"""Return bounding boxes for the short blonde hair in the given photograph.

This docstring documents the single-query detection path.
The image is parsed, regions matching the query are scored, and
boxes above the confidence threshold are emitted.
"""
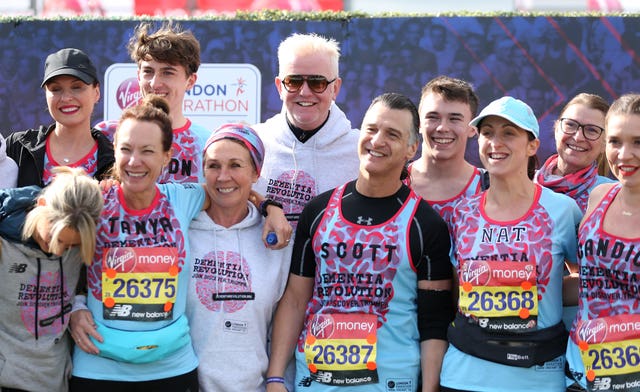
[277,33,340,78]
[22,167,103,265]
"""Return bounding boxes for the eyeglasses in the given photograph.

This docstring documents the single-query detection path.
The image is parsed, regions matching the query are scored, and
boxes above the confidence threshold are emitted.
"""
[559,118,604,141]
[281,75,337,93]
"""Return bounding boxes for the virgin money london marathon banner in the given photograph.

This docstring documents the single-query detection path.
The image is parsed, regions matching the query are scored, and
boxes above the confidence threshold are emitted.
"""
[103,63,261,129]
[1,17,638,167]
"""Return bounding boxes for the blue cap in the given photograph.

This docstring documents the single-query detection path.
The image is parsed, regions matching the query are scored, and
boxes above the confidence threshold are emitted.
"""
[469,96,539,139]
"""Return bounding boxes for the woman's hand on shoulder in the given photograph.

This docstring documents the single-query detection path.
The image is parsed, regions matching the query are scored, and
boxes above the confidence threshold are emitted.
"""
[98,177,119,193]
[263,209,293,250]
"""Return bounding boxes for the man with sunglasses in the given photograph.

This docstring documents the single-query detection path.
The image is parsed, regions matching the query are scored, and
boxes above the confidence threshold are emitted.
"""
[253,33,360,230]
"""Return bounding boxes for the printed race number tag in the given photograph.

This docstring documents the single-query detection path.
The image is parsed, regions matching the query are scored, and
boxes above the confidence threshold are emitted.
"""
[459,259,538,331]
[577,315,640,390]
[102,247,179,321]
[304,313,379,386]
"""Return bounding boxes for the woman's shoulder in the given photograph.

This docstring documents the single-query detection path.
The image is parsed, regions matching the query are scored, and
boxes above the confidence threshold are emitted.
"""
[5,125,50,144]
[584,182,618,216]
[538,185,582,220]
[0,186,40,243]
[159,182,206,212]
[539,184,576,203]
[589,182,617,202]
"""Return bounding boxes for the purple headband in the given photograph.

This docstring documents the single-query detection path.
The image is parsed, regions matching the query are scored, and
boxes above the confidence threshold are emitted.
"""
[204,123,265,176]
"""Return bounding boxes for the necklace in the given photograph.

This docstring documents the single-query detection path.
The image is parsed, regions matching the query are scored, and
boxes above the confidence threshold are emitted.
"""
[619,191,639,217]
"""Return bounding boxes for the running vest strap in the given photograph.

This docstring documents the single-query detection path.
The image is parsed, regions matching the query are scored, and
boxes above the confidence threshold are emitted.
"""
[447,312,568,367]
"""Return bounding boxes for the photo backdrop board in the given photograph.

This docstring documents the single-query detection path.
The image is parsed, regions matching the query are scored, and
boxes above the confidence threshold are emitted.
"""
[1,16,638,166]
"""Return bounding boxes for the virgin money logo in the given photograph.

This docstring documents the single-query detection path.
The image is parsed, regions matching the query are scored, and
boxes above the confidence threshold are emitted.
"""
[105,247,137,273]
[462,260,491,285]
[116,78,142,110]
[310,314,335,339]
[578,319,608,344]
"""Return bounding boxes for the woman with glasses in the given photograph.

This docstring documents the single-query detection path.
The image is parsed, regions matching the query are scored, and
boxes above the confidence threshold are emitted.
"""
[252,32,360,231]
[535,93,615,213]
[534,93,616,337]
[565,93,640,392]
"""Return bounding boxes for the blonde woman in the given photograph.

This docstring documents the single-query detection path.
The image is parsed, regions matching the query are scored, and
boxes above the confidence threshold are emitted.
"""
[566,93,640,392]
[0,167,103,392]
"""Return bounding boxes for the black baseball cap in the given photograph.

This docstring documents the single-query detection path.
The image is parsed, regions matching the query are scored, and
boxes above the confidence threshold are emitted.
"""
[41,48,98,87]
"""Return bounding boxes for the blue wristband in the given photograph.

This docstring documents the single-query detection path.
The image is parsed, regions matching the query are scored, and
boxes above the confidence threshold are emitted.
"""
[266,376,285,384]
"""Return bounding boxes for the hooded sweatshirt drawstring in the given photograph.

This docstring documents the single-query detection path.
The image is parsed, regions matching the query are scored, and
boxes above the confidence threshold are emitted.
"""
[35,258,41,340]
[34,257,65,340]
[58,257,64,325]
[212,226,249,295]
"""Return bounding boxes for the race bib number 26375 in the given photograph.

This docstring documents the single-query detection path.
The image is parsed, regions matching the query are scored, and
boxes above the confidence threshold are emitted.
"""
[102,247,179,321]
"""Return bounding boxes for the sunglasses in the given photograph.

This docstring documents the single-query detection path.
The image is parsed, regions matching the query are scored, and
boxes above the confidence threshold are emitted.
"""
[281,75,337,93]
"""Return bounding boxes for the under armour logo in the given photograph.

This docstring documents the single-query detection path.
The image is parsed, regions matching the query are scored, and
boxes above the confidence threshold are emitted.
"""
[357,216,373,225]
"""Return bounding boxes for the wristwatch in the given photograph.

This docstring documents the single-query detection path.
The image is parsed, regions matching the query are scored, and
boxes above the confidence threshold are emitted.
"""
[259,199,283,217]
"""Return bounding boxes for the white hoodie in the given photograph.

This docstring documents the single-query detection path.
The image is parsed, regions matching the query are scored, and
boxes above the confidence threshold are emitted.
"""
[253,102,360,229]
[0,134,18,189]
[186,203,291,392]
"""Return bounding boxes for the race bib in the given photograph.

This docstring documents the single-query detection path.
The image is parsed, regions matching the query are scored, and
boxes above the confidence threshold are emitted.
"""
[304,313,378,386]
[577,315,640,391]
[459,260,538,332]
[102,247,179,321]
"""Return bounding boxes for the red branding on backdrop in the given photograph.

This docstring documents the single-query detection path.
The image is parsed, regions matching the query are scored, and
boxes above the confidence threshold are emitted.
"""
[116,77,142,110]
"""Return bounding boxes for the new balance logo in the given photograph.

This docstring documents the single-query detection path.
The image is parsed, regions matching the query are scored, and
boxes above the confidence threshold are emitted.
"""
[592,377,611,391]
[315,371,332,383]
[108,304,133,317]
[298,377,313,387]
[9,263,27,273]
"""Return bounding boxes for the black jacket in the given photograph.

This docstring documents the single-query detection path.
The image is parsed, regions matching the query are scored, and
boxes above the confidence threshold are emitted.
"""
[5,124,114,187]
